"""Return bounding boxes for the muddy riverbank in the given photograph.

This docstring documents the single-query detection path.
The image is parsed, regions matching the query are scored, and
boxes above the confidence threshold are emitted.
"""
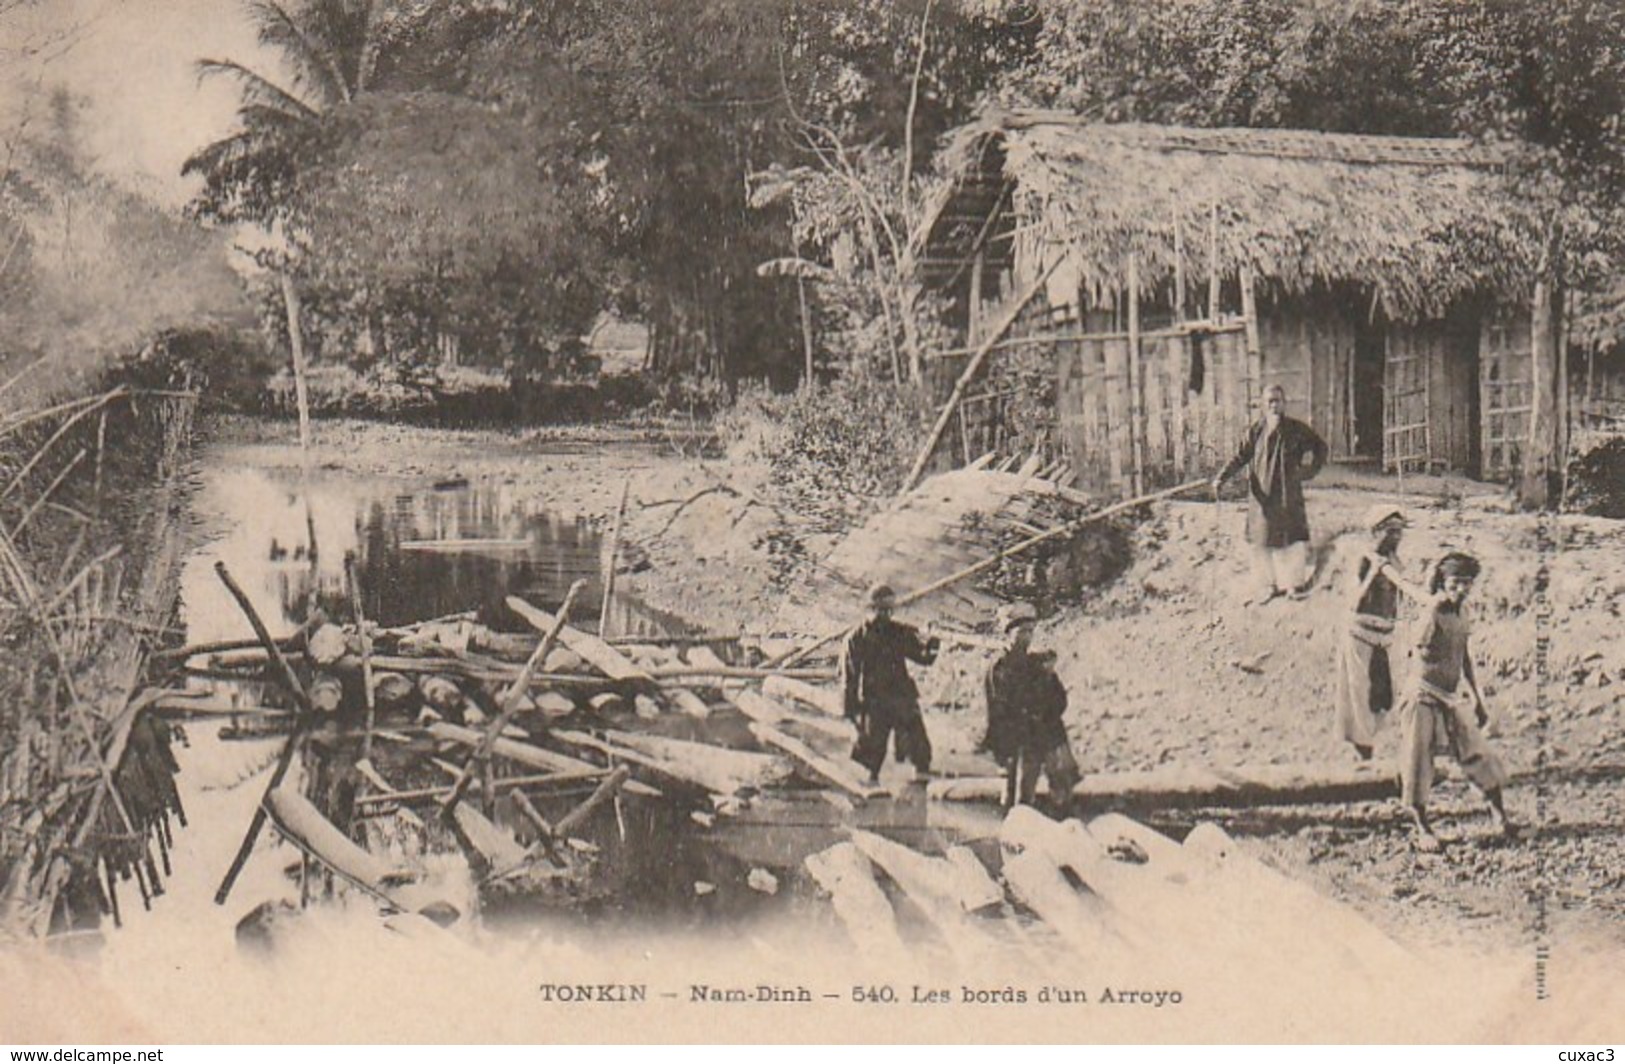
[198,416,1625,960]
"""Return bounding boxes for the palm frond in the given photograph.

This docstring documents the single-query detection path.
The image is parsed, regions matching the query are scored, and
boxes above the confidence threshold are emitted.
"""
[248,0,355,107]
[195,58,320,122]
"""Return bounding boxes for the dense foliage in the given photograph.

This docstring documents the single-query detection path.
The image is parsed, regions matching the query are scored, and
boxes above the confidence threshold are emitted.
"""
[178,0,1625,394]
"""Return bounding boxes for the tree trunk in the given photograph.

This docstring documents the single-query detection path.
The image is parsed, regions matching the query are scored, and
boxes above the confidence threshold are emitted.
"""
[280,273,312,457]
[1520,263,1565,510]
[366,305,387,364]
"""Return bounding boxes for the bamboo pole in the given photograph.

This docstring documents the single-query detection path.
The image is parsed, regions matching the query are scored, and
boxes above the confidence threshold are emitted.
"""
[212,561,315,906]
[901,257,1063,493]
[1208,201,1221,320]
[599,481,630,638]
[345,553,378,764]
[280,274,312,460]
[1127,254,1145,496]
[927,320,1246,359]
[798,276,815,387]
[776,477,1209,666]
[1240,265,1263,411]
[1173,212,1186,317]
[438,580,585,819]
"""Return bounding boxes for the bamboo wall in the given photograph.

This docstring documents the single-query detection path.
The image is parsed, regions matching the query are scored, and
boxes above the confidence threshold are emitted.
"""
[1257,299,1358,461]
[1384,316,1480,474]
[939,281,1545,495]
[1055,323,1253,494]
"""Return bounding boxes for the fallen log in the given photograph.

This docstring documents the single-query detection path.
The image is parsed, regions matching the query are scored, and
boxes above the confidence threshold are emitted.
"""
[652,665,838,683]
[667,689,712,719]
[363,655,613,687]
[997,807,1165,955]
[849,831,1001,916]
[1180,821,1415,974]
[506,596,654,685]
[728,689,849,741]
[264,786,453,918]
[552,729,790,796]
[147,694,293,719]
[804,842,905,954]
[746,722,880,800]
[847,830,996,958]
[554,765,632,838]
[999,849,1111,954]
[451,802,528,871]
[424,721,659,798]
[353,769,610,808]
[929,760,1399,809]
[761,675,843,718]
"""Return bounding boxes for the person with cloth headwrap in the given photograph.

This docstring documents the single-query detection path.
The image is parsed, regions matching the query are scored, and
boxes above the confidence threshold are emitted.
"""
[1213,384,1329,603]
[1377,551,1518,851]
[982,601,1079,809]
[1334,504,1410,760]
[840,583,940,783]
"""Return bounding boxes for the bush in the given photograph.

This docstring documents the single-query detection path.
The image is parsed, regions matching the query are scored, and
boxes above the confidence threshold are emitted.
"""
[717,371,932,530]
[1566,435,1625,518]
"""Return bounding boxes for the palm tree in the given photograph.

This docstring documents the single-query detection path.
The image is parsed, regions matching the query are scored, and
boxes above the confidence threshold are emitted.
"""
[183,0,397,226]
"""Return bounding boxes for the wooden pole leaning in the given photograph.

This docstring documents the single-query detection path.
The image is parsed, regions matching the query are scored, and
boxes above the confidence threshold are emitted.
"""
[776,477,1211,667]
[437,580,586,820]
[901,257,1064,493]
[212,560,316,906]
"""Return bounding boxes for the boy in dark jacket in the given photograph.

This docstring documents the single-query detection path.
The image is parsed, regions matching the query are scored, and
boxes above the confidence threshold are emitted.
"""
[983,602,1079,809]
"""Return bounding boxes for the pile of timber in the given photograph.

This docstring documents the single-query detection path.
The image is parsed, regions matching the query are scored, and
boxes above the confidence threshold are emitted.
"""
[804,806,1416,982]
[144,571,879,927]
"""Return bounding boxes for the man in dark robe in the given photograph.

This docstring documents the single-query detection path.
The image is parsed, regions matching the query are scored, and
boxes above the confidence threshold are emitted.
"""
[983,602,1078,809]
[1213,384,1329,602]
[841,583,940,783]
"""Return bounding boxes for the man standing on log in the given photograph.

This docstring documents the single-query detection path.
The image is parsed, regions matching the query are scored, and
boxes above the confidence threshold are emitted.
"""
[841,583,940,784]
[983,602,1079,810]
[1213,384,1329,603]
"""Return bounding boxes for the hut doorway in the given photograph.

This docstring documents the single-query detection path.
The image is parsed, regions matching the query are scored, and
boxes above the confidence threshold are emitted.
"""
[1351,315,1385,460]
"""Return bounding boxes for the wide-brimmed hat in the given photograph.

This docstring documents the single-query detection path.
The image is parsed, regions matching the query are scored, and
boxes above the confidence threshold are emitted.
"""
[867,582,897,607]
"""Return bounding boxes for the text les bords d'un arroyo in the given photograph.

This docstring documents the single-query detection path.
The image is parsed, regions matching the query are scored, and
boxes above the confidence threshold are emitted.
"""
[535,982,1183,1007]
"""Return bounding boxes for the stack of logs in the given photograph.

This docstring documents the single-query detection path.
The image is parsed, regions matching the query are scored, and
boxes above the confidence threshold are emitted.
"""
[144,570,887,926]
[804,805,1416,984]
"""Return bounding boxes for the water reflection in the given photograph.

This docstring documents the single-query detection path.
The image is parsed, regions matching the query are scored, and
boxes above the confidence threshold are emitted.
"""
[180,463,687,643]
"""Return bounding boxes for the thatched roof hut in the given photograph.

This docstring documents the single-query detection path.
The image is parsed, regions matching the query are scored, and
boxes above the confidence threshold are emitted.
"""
[920,109,1540,321]
[914,110,1574,492]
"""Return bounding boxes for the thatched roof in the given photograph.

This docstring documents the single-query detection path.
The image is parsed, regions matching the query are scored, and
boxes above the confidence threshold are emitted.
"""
[919,110,1542,320]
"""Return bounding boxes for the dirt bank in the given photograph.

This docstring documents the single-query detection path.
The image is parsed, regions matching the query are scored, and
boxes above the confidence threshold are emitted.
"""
[1021,488,1625,952]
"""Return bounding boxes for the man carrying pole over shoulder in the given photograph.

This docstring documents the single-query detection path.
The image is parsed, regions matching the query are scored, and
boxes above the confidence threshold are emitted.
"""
[841,583,940,785]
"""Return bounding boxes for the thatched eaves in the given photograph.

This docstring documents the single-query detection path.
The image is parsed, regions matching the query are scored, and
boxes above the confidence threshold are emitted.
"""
[919,110,1542,321]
